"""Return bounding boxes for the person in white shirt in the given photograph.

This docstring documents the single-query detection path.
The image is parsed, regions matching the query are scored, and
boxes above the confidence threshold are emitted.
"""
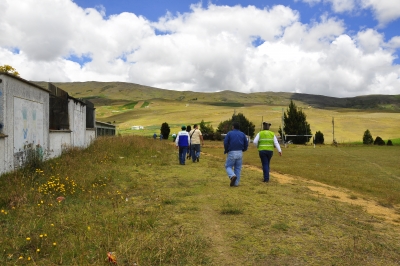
[189,124,204,162]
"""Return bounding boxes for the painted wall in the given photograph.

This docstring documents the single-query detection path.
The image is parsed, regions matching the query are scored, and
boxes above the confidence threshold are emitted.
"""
[86,129,96,147]
[69,99,86,148]
[0,73,49,171]
[0,73,98,175]
[0,138,5,174]
[49,131,71,158]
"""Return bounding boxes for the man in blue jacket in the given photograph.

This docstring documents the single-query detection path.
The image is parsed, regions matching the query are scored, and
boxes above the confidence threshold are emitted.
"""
[175,125,190,165]
[224,122,248,187]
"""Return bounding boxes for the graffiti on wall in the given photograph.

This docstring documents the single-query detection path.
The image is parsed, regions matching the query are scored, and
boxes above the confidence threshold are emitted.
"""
[13,97,44,152]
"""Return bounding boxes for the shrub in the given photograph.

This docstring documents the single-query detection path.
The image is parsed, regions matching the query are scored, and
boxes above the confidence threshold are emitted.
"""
[387,139,393,146]
[213,132,223,141]
[314,131,324,144]
[160,122,170,139]
[363,129,373,144]
[217,113,255,138]
[374,136,385,146]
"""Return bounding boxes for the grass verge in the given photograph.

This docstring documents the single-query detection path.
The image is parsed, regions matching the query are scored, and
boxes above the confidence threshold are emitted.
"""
[0,136,399,265]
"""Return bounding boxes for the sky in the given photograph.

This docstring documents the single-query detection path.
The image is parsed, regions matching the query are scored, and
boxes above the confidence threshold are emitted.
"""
[1,0,400,98]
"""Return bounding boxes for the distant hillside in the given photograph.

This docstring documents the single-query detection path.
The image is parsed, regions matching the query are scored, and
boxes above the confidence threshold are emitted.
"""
[33,81,400,111]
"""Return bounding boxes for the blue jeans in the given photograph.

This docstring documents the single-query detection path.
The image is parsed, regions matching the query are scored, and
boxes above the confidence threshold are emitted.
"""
[179,147,188,164]
[191,144,201,162]
[225,150,243,186]
[259,150,273,182]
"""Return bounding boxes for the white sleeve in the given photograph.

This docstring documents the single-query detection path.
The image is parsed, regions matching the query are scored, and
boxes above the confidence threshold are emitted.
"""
[273,135,282,153]
[253,133,260,147]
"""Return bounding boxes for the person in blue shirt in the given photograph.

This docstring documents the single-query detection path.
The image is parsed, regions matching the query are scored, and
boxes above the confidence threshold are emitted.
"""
[153,133,157,140]
[224,122,248,187]
[175,125,190,165]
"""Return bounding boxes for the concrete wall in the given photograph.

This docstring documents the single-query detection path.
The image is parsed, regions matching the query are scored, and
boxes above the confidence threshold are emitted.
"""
[86,129,96,147]
[0,73,98,175]
[0,73,49,172]
[69,98,86,148]
[0,137,6,174]
[49,131,71,158]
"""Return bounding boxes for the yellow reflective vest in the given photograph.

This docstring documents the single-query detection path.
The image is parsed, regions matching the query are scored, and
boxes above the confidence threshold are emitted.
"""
[257,130,275,151]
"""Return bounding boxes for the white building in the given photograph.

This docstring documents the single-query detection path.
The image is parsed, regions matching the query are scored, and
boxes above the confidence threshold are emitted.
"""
[0,72,96,175]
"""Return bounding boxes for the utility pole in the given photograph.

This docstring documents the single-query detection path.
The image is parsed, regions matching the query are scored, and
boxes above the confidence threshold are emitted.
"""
[261,116,263,131]
[332,117,335,142]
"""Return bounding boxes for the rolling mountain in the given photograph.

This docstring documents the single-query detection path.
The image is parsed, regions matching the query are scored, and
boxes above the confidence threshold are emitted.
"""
[33,81,400,111]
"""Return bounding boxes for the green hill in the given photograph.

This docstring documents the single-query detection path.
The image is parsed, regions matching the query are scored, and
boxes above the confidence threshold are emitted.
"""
[33,81,400,111]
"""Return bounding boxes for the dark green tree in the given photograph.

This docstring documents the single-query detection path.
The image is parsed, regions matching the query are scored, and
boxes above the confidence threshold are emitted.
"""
[374,136,385,145]
[217,113,255,138]
[199,120,214,134]
[160,122,170,140]
[387,139,393,146]
[314,131,324,144]
[281,100,312,144]
[199,120,215,140]
[362,129,373,144]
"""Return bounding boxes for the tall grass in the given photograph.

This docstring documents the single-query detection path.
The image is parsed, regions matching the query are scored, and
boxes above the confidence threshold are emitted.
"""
[0,136,209,265]
[1,136,400,265]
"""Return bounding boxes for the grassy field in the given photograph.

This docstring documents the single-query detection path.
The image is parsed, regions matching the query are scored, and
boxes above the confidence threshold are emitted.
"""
[1,136,400,265]
[203,142,400,206]
[36,80,399,144]
[95,99,400,145]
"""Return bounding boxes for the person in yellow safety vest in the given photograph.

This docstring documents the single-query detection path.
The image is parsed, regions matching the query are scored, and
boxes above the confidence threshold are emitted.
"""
[253,122,282,182]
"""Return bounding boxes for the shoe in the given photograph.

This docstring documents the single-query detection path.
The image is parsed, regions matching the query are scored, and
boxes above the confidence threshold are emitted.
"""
[196,157,199,162]
[230,176,237,187]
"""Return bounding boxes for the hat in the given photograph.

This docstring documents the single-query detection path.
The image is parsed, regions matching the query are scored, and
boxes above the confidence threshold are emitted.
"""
[181,125,186,130]
[263,122,271,125]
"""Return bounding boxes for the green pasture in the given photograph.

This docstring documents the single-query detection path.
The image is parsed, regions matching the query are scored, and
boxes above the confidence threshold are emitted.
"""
[96,99,400,144]
[203,142,400,206]
[1,136,400,265]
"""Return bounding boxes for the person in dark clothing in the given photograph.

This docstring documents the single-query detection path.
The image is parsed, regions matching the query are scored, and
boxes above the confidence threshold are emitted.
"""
[186,125,192,160]
[224,122,248,187]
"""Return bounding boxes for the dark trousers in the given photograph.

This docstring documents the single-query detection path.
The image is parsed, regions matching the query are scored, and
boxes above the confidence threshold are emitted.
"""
[191,144,200,162]
[259,150,273,182]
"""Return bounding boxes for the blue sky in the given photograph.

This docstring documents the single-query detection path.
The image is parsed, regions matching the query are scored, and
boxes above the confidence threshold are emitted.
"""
[1,0,399,97]
[74,0,399,41]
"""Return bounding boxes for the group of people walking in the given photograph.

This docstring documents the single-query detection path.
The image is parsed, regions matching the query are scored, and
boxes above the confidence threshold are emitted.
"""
[175,121,282,187]
[175,124,204,165]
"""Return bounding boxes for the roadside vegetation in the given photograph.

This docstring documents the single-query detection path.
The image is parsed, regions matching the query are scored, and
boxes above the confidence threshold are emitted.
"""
[1,136,400,265]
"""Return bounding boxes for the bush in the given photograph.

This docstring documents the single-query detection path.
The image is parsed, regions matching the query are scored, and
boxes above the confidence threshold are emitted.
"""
[213,132,223,141]
[199,120,214,135]
[314,131,324,144]
[363,129,373,144]
[374,136,385,146]
[160,122,170,139]
[387,139,393,146]
[217,113,255,138]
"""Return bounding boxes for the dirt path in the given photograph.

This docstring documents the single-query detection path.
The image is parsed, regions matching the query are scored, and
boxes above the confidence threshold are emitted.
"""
[135,101,145,109]
[243,164,400,226]
[201,152,400,227]
[201,205,236,265]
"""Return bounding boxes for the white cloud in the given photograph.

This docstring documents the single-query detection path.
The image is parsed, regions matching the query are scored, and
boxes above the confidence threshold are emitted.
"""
[361,0,400,27]
[300,0,400,26]
[0,0,399,97]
